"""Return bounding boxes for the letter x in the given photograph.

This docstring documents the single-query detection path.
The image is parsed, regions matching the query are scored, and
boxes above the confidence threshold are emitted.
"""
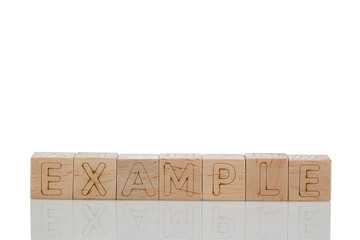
[81,162,107,196]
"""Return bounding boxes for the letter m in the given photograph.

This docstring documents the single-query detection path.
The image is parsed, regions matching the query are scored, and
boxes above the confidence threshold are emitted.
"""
[164,163,194,196]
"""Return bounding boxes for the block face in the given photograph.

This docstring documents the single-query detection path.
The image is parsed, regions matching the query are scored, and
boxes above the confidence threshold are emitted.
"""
[117,154,159,200]
[159,154,202,200]
[74,152,118,200]
[289,155,331,201]
[245,153,288,201]
[31,152,74,199]
[202,154,245,201]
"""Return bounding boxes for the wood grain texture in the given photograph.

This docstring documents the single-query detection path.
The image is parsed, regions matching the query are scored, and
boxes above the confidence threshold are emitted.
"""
[245,153,288,201]
[159,154,202,200]
[117,154,159,200]
[289,155,331,201]
[31,152,75,199]
[203,154,245,201]
[73,152,118,200]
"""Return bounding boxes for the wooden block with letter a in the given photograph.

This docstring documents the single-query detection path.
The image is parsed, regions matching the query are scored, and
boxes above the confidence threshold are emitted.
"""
[31,152,75,199]
[73,152,118,200]
[289,155,331,201]
[202,154,245,200]
[117,154,159,200]
[245,153,288,201]
[159,154,202,200]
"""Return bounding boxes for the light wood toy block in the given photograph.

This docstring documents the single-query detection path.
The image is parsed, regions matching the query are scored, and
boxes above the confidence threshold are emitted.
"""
[288,155,331,201]
[159,154,202,200]
[117,154,159,200]
[73,152,118,200]
[245,153,288,201]
[31,152,75,199]
[202,154,245,201]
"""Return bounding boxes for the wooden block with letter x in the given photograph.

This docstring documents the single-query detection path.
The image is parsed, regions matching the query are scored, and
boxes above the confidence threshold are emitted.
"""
[159,154,202,200]
[289,155,331,201]
[245,153,288,201]
[203,154,245,200]
[117,154,159,200]
[31,152,75,199]
[74,152,118,200]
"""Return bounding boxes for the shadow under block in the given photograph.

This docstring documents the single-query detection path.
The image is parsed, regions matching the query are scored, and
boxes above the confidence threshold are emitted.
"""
[159,154,202,200]
[117,154,159,200]
[74,152,118,200]
[288,155,331,201]
[245,153,288,201]
[202,154,245,201]
[31,152,75,199]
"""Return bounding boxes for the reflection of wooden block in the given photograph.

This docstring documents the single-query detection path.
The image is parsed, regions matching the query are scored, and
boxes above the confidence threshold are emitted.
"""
[159,154,202,200]
[74,152,118,200]
[245,153,288,201]
[31,152,75,199]
[203,154,245,201]
[74,200,117,239]
[31,199,73,238]
[117,154,159,200]
[289,155,331,201]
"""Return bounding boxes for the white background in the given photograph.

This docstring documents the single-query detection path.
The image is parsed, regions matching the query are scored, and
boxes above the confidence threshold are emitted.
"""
[0,0,359,238]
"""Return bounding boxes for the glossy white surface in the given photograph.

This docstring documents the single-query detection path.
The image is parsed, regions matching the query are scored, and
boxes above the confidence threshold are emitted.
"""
[31,200,330,240]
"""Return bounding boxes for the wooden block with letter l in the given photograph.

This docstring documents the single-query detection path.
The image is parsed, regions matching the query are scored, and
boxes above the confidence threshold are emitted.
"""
[245,153,288,201]
[289,155,331,201]
[31,152,75,199]
[202,154,245,201]
[74,152,118,200]
[117,154,159,200]
[159,154,202,200]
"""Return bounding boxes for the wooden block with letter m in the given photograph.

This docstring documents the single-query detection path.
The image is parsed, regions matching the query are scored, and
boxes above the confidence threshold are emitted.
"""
[159,154,202,200]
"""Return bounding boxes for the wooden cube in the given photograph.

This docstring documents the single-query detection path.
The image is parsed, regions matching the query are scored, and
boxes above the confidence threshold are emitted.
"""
[117,154,159,200]
[74,152,118,200]
[245,153,288,201]
[202,154,245,201]
[159,154,202,200]
[31,152,74,199]
[289,155,331,201]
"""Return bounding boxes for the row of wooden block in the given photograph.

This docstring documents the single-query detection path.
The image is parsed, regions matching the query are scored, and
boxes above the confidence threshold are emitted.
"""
[31,152,331,201]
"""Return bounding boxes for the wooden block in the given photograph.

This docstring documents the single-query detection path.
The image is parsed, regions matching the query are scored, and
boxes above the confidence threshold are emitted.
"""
[245,153,288,201]
[74,152,118,200]
[159,154,202,200]
[117,154,159,200]
[289,155,331,201]
[31,152,75,199]
[202,154,245,201]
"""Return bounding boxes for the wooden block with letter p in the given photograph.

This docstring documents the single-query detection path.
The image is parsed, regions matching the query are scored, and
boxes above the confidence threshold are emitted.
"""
[117,154,159,200]
[289,155,331,201]
[74,152,118,200]
[159,154,202,200]
[31,152,74,199]
[245,153,288,201]
[202,154,245,200]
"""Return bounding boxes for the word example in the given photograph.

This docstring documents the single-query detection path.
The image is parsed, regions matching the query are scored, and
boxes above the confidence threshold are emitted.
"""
[30,152,331,201]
